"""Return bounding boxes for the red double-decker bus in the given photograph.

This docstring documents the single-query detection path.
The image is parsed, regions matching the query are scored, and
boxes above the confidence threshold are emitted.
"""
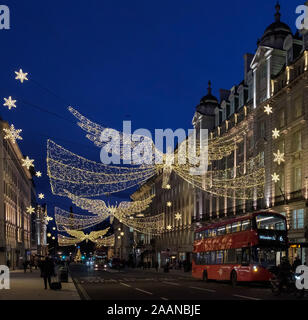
[192,211,288,285]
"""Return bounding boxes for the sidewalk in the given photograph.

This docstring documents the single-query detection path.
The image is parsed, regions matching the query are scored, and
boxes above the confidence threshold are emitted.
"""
[0,269,80,300]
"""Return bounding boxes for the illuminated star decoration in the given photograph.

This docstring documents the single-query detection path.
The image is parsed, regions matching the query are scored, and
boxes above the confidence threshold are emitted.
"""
[272,128,280,139]
[167,201,172,207]
[21,156,34,170]
[38,193,45,199]
[271,173,280,183]
[264,104,273,115]
[35,171,42,177]
[3,124,23,144]
[15,69,29,83]
[46,216,53,222]
[273,150,285,165]
[166,225,172,230]
[3,96,17,110]
[175,213,182,220]
[26,206,35,214]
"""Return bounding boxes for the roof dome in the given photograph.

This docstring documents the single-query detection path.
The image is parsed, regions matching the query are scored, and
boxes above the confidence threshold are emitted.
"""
[259,2,292,49]
[200,81,218,104]
[196,81,218,116]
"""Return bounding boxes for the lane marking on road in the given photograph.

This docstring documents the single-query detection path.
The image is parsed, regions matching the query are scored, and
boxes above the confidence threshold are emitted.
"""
[162,281,180,286]
[161,297,169,301]
[120,282,132,288]
[135,288,153,295]
[233,294,261,300]
[73,279,91,300]
[189,286,216,293]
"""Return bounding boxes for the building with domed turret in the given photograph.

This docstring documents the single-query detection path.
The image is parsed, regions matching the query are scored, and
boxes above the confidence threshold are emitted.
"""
[129,2,308,267]
[192,1,308,264]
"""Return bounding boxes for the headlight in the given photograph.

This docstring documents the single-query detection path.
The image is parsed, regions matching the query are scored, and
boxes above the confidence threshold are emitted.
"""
[95,264,98,268]
[253,265,258,272]
[104,264,107,268]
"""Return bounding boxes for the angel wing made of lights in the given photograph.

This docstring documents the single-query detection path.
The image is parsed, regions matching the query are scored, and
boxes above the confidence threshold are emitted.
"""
[64,190,154,218]
[64,227,110,243]
[68,106,162,162]
[68,106,248,163]
[47,139,157,197]
[54,206,105,231]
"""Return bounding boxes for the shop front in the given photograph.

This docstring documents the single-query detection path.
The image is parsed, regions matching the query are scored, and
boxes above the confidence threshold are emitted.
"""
[288,238,308,264]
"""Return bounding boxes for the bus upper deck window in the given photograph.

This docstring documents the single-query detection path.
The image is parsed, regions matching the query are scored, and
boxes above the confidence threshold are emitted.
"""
[217,226,226,236]
[242,220,251,231]
[226,224,232,234]
[232,222,241,233]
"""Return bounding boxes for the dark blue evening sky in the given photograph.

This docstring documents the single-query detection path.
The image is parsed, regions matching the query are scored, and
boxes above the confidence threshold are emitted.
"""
[0,0,303,226]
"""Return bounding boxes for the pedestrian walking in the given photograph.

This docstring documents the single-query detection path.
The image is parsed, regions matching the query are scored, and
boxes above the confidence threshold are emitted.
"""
[292,256,302,272]
[155,262,159,272]
[23,261,28,273]
[41,256,55,289]
[29,260,33,273]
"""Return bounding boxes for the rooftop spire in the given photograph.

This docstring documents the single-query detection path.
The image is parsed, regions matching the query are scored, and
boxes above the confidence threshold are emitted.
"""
[275,1,281,22]
[207,80,212,95]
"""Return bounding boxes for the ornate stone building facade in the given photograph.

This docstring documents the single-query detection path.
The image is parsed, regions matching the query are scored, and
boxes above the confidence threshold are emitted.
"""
[193,3,308,264]
[0,120,34,268]
[128,3,308,266]
[131,171,194,267]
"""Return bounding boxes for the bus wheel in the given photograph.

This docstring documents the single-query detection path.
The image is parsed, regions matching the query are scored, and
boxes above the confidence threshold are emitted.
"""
[203,270,208,282]
[230,271,237,287]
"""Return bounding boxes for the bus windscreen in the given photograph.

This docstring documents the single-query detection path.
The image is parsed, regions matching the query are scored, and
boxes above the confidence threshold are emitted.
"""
[255,215,286,231]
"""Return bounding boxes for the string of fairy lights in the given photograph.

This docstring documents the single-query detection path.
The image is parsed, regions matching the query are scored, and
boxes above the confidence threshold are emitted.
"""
[3,67,268,248]
[48,106,265,237]
[46,105,265,239]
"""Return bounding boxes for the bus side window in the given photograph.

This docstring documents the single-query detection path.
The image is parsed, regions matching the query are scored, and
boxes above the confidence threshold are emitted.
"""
[210,251,216,264]
[217,226,226,236]
[225,249,236,264]
[196,253,201,265]
[242,248,250,264]
[216,251,224,264]
[242,220,251,231]
[212,228,217,237]
[231,223,238,233]
[237,222,242,232]
[226,224,232,234]
[235,248,242,264]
